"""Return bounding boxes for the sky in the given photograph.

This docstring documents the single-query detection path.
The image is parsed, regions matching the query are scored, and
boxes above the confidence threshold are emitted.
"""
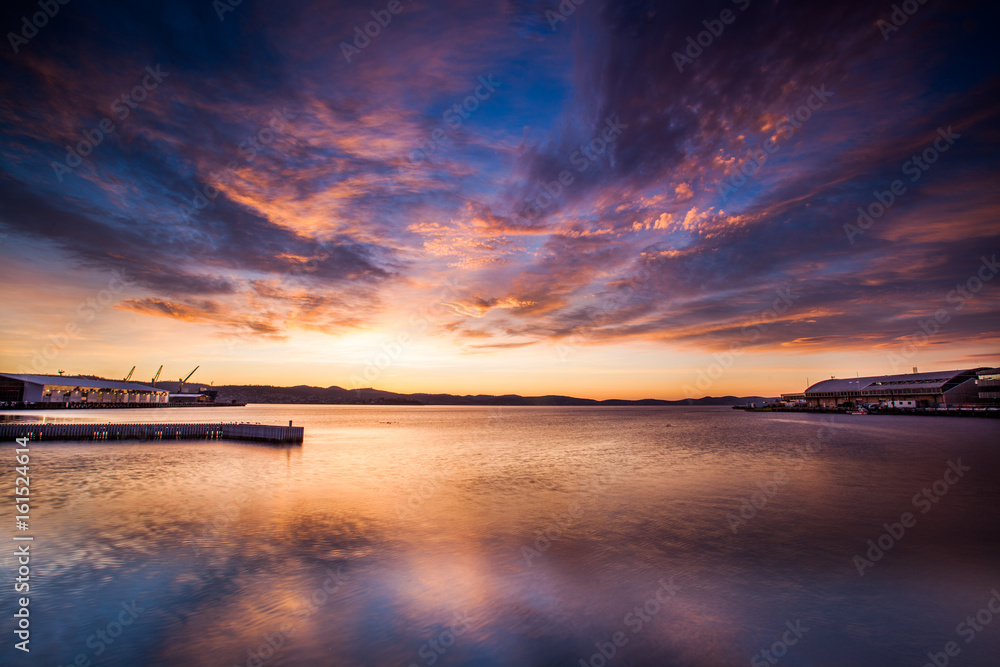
[0,0,998,399]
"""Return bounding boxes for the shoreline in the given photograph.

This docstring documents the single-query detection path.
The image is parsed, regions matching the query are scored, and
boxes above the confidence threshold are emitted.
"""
[734,405,1000,418]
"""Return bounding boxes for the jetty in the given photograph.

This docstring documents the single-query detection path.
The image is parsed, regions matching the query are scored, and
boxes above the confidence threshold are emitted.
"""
[0,421,304,445]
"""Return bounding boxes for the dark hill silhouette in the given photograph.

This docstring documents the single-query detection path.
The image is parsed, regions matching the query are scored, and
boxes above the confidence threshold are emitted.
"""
[210,384,774,406]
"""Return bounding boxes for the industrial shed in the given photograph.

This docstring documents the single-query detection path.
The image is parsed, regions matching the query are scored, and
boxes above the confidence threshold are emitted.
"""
[787,368,987,409]
[0,373,169,406]
[977,368,1000,403]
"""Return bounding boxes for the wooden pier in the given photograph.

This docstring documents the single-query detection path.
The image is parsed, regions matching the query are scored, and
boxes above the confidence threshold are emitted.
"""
[0,421,304,444]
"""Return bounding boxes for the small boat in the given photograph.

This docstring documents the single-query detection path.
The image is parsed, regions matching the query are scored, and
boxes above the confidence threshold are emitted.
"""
[848,408,868,415]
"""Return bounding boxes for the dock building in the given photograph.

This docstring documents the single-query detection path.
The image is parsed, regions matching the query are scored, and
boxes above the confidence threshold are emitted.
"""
[781,368,989,409]
[0,373,169,406]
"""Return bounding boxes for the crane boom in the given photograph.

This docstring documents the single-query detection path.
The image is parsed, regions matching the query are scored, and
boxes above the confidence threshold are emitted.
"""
[151,365,163,384]
[124,366,135,381]
[178,365,200,393]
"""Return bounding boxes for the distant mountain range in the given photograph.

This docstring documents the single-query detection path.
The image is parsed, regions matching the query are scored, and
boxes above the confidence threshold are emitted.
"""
[200,384,775,406]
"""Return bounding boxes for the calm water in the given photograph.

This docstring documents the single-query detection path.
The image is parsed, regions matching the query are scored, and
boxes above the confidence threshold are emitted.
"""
[1,405,998,666]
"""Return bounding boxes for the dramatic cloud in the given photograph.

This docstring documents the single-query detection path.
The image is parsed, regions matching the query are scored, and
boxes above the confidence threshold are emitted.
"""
[1,0,997,393]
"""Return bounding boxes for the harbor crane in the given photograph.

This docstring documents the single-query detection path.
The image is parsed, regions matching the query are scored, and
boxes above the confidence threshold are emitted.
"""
[178,366,200,393]
[151,365,163,386]
[123,366,135,382]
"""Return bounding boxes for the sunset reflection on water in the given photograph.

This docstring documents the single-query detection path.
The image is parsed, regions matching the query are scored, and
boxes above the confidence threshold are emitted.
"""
[4,405,999,666]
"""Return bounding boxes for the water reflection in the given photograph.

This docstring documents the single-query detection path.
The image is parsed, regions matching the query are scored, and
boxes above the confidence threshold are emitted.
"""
[2,406,998,665]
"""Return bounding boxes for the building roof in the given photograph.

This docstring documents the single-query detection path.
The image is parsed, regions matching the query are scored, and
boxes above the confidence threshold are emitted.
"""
[805,368,986,395]
[0,373,163,392]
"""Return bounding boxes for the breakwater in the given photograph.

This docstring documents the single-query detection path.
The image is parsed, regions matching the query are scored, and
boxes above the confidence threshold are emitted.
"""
[0,421,303,444]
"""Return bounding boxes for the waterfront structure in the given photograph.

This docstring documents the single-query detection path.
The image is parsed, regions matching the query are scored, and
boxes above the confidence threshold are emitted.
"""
[0,373,169,405]
[1,421,303,444]
[977,368,1000,403]
[148,380,219,404]
[167,388,219,404]
[781,368,988,409]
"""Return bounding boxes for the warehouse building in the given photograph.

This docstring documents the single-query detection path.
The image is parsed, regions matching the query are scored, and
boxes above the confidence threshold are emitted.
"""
[781,368,988,409]
[977,368,1000,403]
[0,373,169,406]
